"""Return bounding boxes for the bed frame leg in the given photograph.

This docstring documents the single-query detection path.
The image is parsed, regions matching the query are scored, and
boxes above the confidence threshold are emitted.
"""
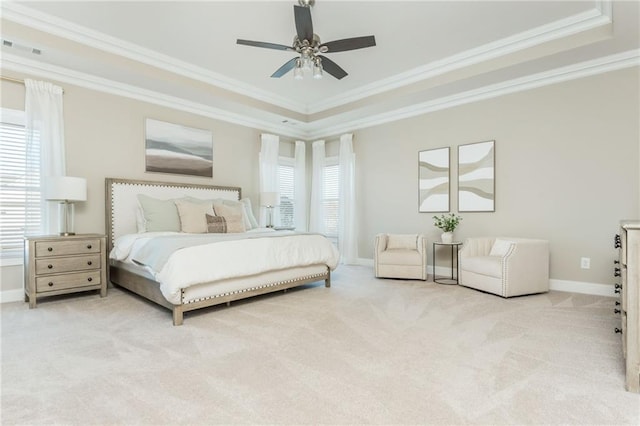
[325,271,331,288]
[172,307,184,326]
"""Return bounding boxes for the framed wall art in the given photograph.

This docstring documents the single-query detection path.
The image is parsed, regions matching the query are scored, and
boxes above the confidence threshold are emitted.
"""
[458,140,495,212]
[145,118,213,178]
[418,147,450,212]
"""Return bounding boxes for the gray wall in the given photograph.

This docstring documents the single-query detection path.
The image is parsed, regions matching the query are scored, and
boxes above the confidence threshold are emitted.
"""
[354,67,639,285]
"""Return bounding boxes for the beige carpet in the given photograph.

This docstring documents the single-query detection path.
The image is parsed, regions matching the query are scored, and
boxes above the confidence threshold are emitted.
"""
[1,265,639,425]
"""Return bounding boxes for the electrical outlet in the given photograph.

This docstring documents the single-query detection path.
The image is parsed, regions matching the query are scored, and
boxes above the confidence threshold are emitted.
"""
[580,257,591,269]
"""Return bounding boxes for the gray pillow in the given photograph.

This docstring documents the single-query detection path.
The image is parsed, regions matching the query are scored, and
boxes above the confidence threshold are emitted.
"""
[137,194,181,232]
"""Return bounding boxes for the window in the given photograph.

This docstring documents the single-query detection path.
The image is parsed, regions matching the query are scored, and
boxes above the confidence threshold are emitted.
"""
[323,157,339,238]
[278,157,295,228]
[0,109,40,264]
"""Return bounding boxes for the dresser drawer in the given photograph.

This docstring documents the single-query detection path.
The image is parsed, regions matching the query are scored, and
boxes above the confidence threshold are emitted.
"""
[35,239,101,257]
[36,271,101,292]
[35,254,101,275]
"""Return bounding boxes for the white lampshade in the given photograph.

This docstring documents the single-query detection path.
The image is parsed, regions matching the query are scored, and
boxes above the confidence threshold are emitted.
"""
[260,191,280,207]
[45,176,87,202]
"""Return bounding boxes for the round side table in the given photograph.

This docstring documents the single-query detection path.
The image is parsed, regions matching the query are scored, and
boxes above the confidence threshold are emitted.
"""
[432,241,462,284]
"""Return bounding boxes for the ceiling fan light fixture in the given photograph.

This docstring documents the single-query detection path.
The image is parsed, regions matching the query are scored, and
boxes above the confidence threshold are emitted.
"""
[313,57,323,79]
[293,59,303,80]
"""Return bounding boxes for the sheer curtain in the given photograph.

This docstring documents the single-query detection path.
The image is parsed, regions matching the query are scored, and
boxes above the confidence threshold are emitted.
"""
[25,79,66,235]
[338,133,358,264]
[293,141,307,232]
[259,133,280,227]
[308,140,325,233]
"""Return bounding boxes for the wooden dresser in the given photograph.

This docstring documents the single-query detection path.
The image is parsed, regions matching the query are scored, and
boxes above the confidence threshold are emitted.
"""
[24,234,107,308]
[616,221,639,393]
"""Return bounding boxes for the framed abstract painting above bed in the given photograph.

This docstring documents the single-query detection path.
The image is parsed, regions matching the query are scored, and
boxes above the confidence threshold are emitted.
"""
[105,177,338,325]
[144,118,213,178]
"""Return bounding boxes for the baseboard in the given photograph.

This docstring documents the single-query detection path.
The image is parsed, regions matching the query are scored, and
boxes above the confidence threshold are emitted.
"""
[550,279,615,297]
[0,289,24,304]
[356,258,614,297]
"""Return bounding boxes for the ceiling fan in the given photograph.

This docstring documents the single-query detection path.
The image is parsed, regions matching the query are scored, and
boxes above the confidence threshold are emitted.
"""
[236,0,376,80]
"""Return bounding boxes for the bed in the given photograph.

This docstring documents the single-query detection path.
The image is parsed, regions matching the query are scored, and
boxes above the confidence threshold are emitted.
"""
[105,178,338,325]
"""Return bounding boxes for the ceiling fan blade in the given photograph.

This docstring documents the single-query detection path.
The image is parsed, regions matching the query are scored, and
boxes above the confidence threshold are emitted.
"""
[237,39,293,51]
[294,5,314,41]
[321,36,376,53]
[271,57,299,78]
[318,55,348,80]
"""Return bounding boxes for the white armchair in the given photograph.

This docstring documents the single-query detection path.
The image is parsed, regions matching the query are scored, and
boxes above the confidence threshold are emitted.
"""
[459,237,549,297]
[374,234,428,281]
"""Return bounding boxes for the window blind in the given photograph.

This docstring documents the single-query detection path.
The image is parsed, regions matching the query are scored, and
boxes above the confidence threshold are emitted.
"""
[0,116,40,259]
[278,163,295,227]
[323,163,339,237]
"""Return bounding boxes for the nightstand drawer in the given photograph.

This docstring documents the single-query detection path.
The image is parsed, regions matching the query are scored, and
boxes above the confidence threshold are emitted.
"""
[36,271,101,292]
[35,239,101,257]
[35,254,101,275]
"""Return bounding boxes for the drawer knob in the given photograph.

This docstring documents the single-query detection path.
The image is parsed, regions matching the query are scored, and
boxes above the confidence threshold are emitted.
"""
[615,328,623,334]
[614,267,621,277]
[48,282,53,287]
[87,261,92,266]
[47,264,53,269]
[87,277,92,282]
[616,301,621,306]
[615,283,622,289]
[47,247,53,252]
[614,260,620,265]
[614,309,621,314]
[614,234,621,249]
[87,244,92,249]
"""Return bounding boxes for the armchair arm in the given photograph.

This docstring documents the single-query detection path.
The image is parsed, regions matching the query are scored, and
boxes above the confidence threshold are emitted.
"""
[375,234,389,254]
[502,239,549,296]
[416,234,427,255]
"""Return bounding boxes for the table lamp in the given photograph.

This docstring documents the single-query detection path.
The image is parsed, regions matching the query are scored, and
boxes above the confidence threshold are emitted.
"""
[260,191,280,228]
[45,176,87,236]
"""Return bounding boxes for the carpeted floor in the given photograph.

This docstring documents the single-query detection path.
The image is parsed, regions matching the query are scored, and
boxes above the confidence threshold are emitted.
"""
[1,265,639,425]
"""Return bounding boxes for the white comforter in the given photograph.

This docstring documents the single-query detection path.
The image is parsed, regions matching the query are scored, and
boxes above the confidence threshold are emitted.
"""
[111,230,339,304]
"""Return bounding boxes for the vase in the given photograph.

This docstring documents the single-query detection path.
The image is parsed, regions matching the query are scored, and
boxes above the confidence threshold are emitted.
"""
[441,232,453,243]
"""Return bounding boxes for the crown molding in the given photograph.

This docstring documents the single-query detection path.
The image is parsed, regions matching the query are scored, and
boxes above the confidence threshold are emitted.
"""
[305,49,640,140]
[0,2,306,114]
[306,0,614,114]
[0,53,307,140]
[1,1,614,116]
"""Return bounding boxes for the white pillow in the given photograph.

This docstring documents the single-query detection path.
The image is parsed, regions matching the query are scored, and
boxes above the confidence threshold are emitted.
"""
[240,198,259,229]
[135,205,147,233]
[175,200,214,233]
[387,234,417,250]
[489,239,514,257]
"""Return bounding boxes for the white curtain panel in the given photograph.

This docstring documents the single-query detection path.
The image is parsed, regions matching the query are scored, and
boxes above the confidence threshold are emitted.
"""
[25,79,66,235]
[338,133,358,264]
[259,133,280,227]
[294,141,307,232]
[309,140,325,233]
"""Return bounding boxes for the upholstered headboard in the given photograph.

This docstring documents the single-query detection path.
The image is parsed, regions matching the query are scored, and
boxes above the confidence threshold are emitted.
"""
[105,178,241,251]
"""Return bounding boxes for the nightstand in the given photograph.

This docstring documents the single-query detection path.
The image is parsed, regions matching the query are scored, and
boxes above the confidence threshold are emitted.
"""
[24,234,107,308]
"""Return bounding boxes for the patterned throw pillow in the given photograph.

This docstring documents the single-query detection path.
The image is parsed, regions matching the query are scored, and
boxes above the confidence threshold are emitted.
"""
[206,214,246,233]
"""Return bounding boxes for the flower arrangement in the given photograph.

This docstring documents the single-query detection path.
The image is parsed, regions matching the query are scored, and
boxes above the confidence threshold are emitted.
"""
[432,213,462,232]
